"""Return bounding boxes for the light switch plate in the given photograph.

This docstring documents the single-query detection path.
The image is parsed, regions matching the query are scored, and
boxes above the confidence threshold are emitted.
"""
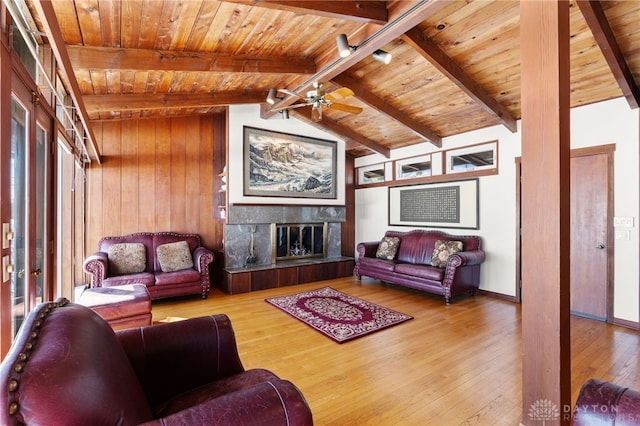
[2,223,9,249]
[615,229,631,241]
[613,217,634,228]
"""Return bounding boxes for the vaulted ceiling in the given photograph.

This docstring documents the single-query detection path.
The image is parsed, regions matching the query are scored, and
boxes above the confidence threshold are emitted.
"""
[27,0,640,161]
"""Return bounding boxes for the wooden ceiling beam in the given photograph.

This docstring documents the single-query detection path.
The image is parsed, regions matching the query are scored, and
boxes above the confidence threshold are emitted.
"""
[221,1,388,25]
[577,0,640,109]
[287,105,391,157]
[67,46,317,74]
[263,0,452,118]
[83,92,266,114]
[331,74,442,148]
[402,27,518,133]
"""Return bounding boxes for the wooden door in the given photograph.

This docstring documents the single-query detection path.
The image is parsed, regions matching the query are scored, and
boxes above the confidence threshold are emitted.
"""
[569,152,611,320]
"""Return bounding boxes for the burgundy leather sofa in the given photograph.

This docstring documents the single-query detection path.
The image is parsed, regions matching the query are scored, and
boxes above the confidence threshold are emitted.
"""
[83,232,215,299]
[0,299,313,425]
[572,379,640,425]
[355,230,485,303]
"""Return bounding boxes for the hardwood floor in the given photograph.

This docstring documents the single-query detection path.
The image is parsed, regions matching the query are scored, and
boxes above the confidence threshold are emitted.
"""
[152,277,640,425]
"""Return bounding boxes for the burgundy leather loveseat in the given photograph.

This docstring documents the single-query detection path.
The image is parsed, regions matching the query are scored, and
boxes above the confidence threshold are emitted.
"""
[355,229,485,303]
[83,232,215,300]
[0,299,313,425]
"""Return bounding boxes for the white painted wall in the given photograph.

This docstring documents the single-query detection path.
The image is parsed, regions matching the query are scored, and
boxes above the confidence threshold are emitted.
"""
[227,100,639,322]
[354,97,640,322]
[571,98,639,323]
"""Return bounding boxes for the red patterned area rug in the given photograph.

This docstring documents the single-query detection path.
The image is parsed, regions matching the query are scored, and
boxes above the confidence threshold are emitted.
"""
[265,286,413,343]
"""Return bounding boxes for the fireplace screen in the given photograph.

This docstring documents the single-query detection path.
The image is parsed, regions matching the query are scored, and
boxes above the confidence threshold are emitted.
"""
[272,223,327,261]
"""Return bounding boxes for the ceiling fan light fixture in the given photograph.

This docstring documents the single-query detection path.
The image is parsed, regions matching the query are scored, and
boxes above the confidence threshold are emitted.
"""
[336,34,353,58]
[372,49,392,64]
[311,102,322,122]
[266,88,278,104]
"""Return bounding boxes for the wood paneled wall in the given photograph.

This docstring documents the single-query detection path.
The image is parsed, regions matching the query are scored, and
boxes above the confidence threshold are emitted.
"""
[86,114,225,254]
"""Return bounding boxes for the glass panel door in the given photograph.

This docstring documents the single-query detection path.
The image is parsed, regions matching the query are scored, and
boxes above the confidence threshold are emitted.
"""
[4,90,52,348]
[56,139,74,299]
[34,122,47,305]
[9,96,28,336]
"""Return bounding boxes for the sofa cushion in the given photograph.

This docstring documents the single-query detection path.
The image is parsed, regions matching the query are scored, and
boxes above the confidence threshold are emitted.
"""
[431,240,463,268]
[357,256,396,272]
[395,263,445,281]
[155,269,201,286]
[157,241,194,272]
[108,243,147,275]
[153,368,280,418]
[376,236,401,260]
[103,272,155,287]
[395,231,437,265]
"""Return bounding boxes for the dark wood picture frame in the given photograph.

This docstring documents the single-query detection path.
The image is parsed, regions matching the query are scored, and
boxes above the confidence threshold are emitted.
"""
[243,126,337,199]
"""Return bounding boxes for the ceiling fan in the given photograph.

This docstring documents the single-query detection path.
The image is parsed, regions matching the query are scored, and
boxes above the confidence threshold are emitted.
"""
[267,82,363,122]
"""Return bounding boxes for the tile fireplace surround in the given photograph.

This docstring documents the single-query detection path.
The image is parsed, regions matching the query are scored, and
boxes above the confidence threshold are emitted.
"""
[223,205,346,269]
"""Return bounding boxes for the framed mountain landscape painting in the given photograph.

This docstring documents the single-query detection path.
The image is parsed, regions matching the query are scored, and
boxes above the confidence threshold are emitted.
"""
[243,126,337,199]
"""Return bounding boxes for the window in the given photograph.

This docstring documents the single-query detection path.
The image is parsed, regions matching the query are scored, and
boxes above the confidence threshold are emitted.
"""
[395,155,432,179]
[446,141,497,174]
[11,23,37,79]
[358,163,389,185]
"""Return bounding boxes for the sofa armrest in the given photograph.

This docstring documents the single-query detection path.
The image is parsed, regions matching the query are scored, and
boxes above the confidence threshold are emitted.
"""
[441,249,486,302]
[357,241,380,258]
[447,249,485,268]
[83,252,108,287]
[116,314,245,406]
[193,246,215,298]
[193,246,215,273]
[140,380,313,426]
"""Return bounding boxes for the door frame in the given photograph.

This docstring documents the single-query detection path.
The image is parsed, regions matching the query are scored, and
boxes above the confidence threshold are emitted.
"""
[1,64,55,358]
[515,144,615,323]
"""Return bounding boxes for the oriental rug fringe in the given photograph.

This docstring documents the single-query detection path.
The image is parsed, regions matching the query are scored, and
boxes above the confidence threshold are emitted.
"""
[265,286,413,343]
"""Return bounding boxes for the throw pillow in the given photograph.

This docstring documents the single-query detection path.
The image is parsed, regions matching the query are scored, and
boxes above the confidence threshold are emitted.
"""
[376,236,401,260]
[431,240,463,268]
[108,243,146,275]
[157,241,194,272]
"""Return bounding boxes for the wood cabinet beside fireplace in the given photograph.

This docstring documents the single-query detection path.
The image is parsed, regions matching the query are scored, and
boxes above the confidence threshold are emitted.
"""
[221,257,354,294]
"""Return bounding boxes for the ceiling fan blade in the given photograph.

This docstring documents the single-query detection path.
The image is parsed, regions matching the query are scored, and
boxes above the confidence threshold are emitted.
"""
[279,89,304,98]
[325,87,354,102]
[327,102,363,114]
[269,102,310,112]
[288,102,311,109]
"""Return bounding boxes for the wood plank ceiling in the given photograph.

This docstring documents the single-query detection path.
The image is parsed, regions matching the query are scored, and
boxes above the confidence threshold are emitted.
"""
[27,0,640,160]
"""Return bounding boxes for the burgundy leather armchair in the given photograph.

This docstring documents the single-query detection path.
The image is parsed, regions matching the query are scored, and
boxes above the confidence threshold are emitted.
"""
[0,299,313,425]
[572,379,640,425]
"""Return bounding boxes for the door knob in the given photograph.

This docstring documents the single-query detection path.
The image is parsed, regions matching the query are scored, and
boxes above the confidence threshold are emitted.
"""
[595,243,605,249]
[32,269,42,277]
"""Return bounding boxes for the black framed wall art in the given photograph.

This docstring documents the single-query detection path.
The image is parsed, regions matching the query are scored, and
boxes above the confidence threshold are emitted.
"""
[388,178,479,229]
